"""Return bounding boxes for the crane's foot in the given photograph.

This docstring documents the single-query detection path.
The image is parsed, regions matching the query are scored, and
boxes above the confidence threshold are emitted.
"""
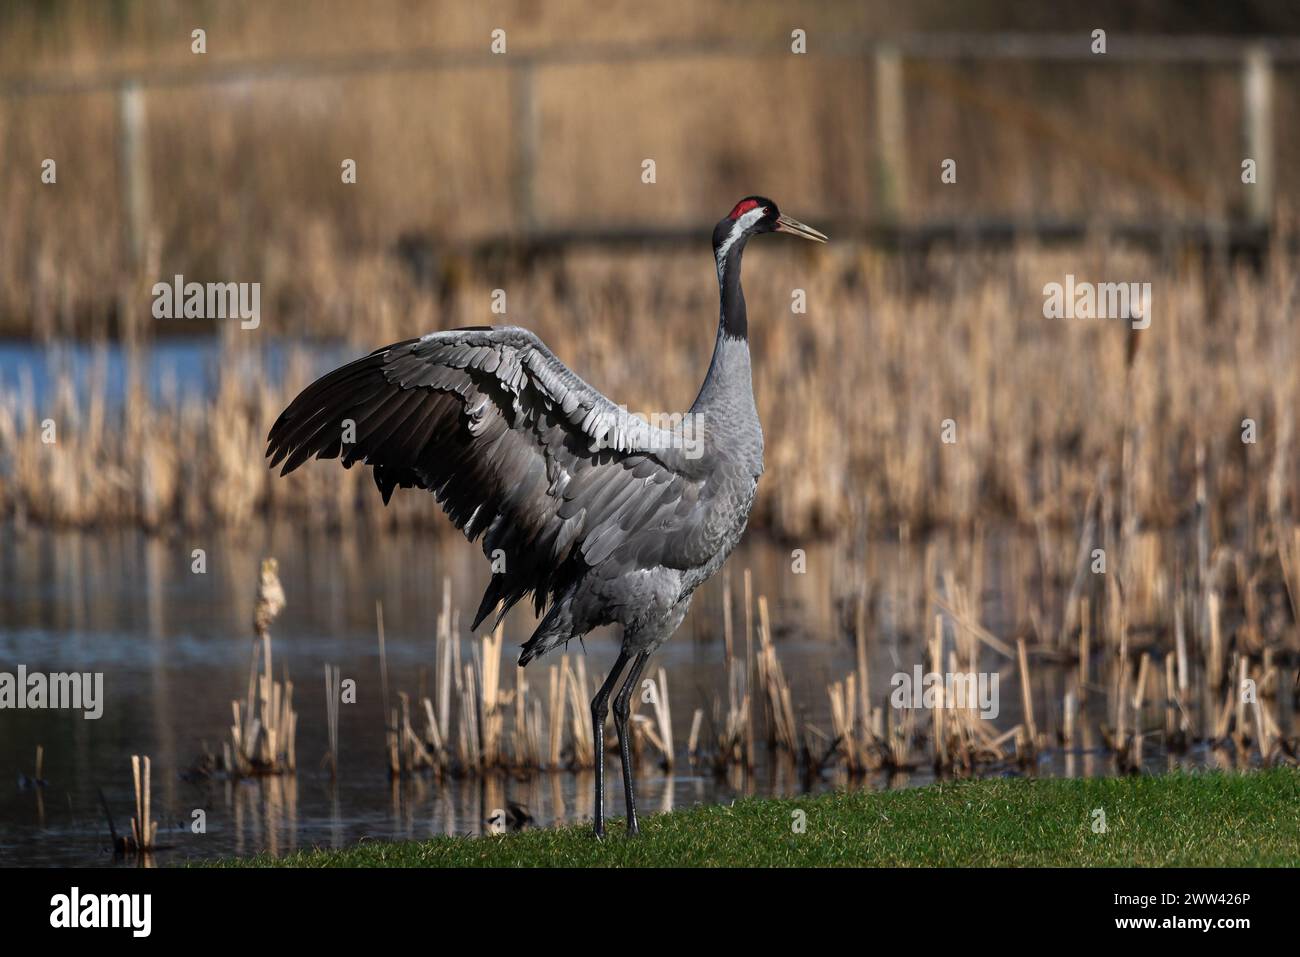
[626,818,640,838]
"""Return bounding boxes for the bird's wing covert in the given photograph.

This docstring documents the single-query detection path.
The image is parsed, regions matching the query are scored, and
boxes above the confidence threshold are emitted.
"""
[266,326,706,627]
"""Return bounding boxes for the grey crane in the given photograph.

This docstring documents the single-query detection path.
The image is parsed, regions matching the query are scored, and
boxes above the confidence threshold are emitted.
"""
[266,196,826,837]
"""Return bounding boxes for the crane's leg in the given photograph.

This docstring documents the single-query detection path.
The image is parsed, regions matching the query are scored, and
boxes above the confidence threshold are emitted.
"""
[590,650,630,839]
[612,651,651,836]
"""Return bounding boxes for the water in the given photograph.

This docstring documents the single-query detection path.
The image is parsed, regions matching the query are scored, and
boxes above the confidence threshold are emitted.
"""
[0,518,1239,867]
[0,337,352,407]
[0,523,853,866]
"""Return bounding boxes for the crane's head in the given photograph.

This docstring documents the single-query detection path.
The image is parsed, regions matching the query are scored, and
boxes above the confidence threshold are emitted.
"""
[712,196,827,267]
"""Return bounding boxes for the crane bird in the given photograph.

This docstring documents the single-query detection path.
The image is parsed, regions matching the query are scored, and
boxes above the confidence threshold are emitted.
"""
[265,197,827,837]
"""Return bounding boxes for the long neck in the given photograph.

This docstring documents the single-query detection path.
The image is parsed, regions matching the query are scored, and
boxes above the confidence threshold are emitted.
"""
[717,237,748,340]
[690,237,760,449]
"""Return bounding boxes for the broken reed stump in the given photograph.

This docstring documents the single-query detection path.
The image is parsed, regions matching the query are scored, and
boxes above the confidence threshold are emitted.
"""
[630,666,675,770]
[130,754,157,852]
[224,558,297,777]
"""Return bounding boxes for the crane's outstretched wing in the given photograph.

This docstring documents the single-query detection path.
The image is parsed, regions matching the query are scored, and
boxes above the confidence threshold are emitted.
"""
[266,326,708,628]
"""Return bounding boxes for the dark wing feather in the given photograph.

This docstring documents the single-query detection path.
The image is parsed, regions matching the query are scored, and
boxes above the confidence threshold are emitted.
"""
[266,326,708,629]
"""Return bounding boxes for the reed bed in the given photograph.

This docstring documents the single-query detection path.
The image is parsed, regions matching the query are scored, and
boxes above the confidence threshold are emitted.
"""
[362,510,1300,781]
[378,581,677,778]
[704,510,1300,780]
[5,240,1300,545]
[178,521,1299,803]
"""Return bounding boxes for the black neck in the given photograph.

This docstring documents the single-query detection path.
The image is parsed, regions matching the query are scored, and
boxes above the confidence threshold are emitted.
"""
[717,238,749,340]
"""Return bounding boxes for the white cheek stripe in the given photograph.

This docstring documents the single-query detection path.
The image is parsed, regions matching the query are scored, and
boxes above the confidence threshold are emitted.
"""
[715,207,766,279]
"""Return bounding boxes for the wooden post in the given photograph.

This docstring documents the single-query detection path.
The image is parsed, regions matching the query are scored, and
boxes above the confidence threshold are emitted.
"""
[117,82,151,269]
[873,46,907,225]
[511,60,538,233]
[1242,46,1274,229]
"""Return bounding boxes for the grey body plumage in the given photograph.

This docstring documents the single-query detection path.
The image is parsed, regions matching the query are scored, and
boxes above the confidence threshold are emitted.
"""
[266,197,826,836]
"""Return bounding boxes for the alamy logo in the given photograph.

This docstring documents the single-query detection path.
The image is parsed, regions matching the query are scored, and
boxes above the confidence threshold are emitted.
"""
[1042,274,1151,330]
[0,667,103,719]
[50,887,151,937]
[588,408,705,460]
[151,274,260,329]
[890,666,1000,719]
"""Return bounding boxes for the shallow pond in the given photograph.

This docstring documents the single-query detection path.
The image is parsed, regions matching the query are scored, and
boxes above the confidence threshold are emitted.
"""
[0,519,1235,867]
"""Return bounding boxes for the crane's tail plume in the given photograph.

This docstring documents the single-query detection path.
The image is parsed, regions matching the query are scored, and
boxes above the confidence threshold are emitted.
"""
[518,596,577,666]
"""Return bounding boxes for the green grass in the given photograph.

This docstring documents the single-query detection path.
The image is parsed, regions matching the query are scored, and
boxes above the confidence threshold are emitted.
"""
[208,769,1300,867]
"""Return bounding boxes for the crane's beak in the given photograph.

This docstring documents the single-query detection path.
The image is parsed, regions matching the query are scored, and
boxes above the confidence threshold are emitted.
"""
[774,214,828,243]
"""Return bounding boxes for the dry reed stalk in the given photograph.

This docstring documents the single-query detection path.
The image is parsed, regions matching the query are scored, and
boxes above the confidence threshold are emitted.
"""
[377,600,390,728]
[755,595,797,753]
[1162,654,1176,745]
[1212,679,1235,741]
[529,697,546,768]
[743,568,756,767]
[436,579,453,748]
[575,656,594,762]
[513,665,536,769]
[722,568,734,662]
[129,754,157,852]
[687,708,703,764]
[854,589,871,725]
[931,615,948,769]
[1132,652,1151,714]
[386,705,400,776]
[642,666,674,769]
[885,705,917,769]
[930,591,1013,659]
[1078,597,1091,701]
[1250,682,1272,764]
[475,627,505,767]
[324,663,340,778]
[458,662,480,769]
[420,696,447,772]
[1233,656,1248,755]
[563,656,594,768]
[1208,590,1224,690]
[1061,469,1106,646]
[939,648,982,769]
[722,657,752,764]
[547,664,565,768]
[1278,526,1300,626]
[1016,638,1037,758]
[1174,598,1189,697]
[828,676,862,773]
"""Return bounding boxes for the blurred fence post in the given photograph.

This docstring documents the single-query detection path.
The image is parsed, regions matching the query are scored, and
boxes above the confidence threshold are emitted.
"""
[117,81,151,270]
[1242,45,1274,229]
[511,60,538,233]
[873,45,907,224]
